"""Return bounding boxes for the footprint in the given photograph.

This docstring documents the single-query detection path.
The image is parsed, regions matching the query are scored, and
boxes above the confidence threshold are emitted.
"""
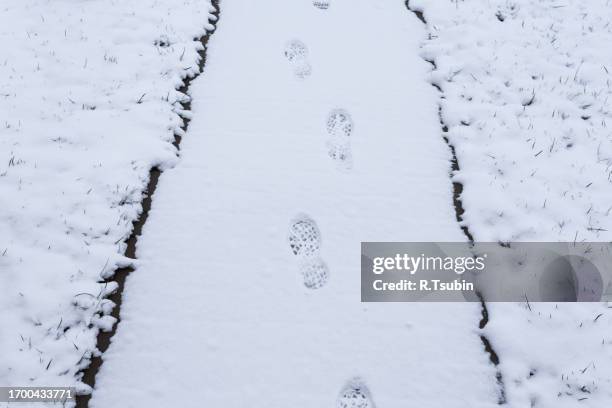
[337,378,375,408]
[288,214,329,289]
[326,109,353,169]
[313,1,331,10]
[299,257,330,289]
[284,39,307,62]
[288,214,321,258]
[284,40,312,79]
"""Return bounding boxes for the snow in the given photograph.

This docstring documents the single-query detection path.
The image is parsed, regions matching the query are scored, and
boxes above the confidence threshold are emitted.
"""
[89,1,499,407]
[487,302,612,407]
[0,0,215,403]
[3,0,612,407]
[411,0,612,406]
[411,0,612,243]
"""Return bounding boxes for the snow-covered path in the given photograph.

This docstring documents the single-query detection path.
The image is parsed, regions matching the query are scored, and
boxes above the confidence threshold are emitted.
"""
[90,1,498,407]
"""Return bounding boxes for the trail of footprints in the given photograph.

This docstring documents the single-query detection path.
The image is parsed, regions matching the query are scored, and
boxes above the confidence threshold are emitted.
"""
[284,4,373,407]
[283,41,354,168]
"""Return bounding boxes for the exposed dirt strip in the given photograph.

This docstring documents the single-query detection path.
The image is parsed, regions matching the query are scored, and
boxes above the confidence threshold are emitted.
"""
[75,2,221,407]
[404,1,506,404]
[478,294,507,404]
[403,1,474,244]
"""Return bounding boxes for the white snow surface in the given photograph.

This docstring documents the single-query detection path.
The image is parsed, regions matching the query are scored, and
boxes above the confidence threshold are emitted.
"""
[487,302,612,408]
[0,0,215,402]
[412,0,612,243]
[410,1,612,406]
[4,0,612,407]
[90,1,499,407]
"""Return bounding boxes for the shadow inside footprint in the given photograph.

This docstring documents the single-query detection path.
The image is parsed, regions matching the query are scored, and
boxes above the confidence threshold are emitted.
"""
[300,257,329,289]
[326,109,353,169]
[337,378,375,408]
[288,215,329,289]
[288,214,321,258]
[284,40,312,79]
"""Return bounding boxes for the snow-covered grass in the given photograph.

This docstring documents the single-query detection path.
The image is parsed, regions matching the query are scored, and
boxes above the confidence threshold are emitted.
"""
[3,0,612,407]
[0,0,214,400]
[410,1,612,406]
[412,0,612,243]
[487,302,612,407]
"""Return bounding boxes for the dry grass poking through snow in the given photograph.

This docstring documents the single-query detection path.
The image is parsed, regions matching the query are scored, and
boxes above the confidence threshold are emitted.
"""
[413,0,612,243]
[0,0,215,401]
[410,1,612,406]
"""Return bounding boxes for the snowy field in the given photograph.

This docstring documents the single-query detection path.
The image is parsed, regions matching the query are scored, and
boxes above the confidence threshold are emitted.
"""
[1,0,612,407]
[0,0,216,401]
[411,1,612,406]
